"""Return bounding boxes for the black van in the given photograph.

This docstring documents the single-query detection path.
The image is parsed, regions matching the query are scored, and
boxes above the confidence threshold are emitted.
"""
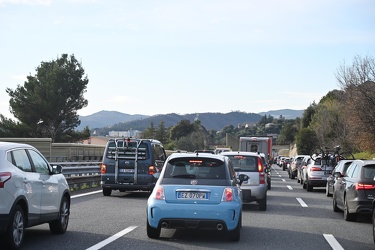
[100,138,167,196]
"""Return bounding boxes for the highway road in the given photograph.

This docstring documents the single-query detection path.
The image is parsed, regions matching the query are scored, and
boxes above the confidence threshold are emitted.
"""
[7,164,375,250]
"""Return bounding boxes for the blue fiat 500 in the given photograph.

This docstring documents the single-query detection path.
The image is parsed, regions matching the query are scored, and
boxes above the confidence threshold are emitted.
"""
[146,152,246,241]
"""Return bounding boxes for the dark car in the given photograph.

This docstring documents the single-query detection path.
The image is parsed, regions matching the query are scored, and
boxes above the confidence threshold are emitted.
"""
[333,159,375,221]
[326,159,354,197]
[100,138,167,196]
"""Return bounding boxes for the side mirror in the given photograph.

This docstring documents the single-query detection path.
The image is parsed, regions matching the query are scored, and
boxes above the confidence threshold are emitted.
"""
[238,174,249,185]
[51,165,63,174]
[333,172,342,178]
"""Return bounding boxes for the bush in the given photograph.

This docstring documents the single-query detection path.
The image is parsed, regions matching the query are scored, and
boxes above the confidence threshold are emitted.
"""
[353,152,375,160]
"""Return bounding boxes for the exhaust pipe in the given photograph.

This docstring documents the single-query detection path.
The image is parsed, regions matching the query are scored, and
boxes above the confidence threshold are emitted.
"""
[216,223,224,231]
[161,222,169,229]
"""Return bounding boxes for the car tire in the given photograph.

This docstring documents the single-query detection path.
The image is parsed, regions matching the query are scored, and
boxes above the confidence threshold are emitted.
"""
[325,183,332,197]
[267,179,271,190]
[302,180,307,189]
[306,182,313,192]
[258,198,267,211]
[49,196,70,234]
[344,197,356,221]
[333,197,340,212]
[6,204,25,250]
[103,188,112,196]
[147,219,161,239]
[228,214,241,241]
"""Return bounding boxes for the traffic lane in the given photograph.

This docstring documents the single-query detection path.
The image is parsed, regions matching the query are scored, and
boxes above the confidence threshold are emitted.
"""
[270,166,374,249]
[14,169,375,250]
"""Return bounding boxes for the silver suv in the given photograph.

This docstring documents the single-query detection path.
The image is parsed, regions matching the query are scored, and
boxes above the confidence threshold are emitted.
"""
[302,156,333,192]
[0,142,70,249]
[221,151,268,210]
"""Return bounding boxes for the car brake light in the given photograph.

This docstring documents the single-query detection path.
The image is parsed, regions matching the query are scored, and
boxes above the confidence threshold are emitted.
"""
[100,164,107,174]
[0,172,11,188]
[148,166,156,175]
[355,183,375,190]
[259,172,266,184]
[222,188,233,202]
[258,158,263,172]
[155,186,165,200]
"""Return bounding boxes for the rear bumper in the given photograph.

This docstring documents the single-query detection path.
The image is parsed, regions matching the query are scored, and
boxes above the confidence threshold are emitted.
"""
[241,187,266,202]
[348,199,373,214]
[307,179,327,187]
[147,200,241,231]
[101,182,155,191]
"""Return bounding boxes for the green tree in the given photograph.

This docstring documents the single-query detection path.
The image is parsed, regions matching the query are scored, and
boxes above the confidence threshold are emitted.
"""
[142,121,155,139]
[169,120,195,140]
[2,54,88,142]
[296,128,318,155]
[156,121,168,144]
[300,102,316,129]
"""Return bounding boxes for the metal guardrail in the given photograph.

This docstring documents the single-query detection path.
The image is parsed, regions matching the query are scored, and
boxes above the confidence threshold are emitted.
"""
[52,162,102,190]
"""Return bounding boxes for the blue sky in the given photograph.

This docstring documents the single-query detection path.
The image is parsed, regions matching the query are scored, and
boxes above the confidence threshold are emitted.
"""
[1,0,374,119]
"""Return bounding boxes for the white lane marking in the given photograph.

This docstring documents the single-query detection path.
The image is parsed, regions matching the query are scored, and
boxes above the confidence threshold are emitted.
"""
[296,198,308,207]
[86,226,138,250]
[287,185,293,190]
[72,190,102,199]
[278,175,282,177]
[282,179,286,182]
[323,234,345,250]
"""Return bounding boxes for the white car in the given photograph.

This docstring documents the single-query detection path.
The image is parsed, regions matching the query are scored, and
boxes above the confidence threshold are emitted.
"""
[221,151,268,210]
[0,142,70,249]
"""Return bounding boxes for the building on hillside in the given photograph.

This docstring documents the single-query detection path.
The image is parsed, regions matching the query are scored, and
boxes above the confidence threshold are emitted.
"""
[108,130,141,138]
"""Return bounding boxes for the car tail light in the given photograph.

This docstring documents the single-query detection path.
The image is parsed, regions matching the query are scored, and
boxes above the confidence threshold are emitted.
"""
[355,183,375,190]
[222,188,233,202]
[100,164,107,174]
[155,186,165,200]
[310,167,321,172]
[0,172,11,188]
[257,158,263,172]
[257,158,266,184]
[148,166,156,175]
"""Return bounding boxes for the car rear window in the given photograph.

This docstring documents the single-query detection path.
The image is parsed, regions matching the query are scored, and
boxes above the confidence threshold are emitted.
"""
[362,165,375,179]
[105,140,149,160]
[163,157,226,180]
[226,155,259,172]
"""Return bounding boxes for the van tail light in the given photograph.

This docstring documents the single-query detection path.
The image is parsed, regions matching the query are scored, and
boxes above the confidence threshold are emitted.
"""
[0,172,11,188]
[222,188,233,202]
[355,183,375,190]
[155,186,165,200]
[100,164,107,174]
[148,166,156,175]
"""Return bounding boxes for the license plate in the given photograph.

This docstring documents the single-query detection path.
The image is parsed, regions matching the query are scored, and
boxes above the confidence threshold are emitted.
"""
[119,169,134,173]
[324,171,332,175]
[177,192,208,199]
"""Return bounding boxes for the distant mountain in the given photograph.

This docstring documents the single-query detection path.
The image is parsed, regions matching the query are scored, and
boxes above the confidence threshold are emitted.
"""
[77,110,149,130]
[258,109,304,119]
[77,109,305,133]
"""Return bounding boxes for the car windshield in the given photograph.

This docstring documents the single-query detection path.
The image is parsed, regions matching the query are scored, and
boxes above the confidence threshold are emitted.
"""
[163,157,226,180]
[226,155,258,172]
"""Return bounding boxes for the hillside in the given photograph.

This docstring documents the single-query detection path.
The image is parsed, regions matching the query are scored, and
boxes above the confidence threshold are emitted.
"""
[78,109,304,133]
